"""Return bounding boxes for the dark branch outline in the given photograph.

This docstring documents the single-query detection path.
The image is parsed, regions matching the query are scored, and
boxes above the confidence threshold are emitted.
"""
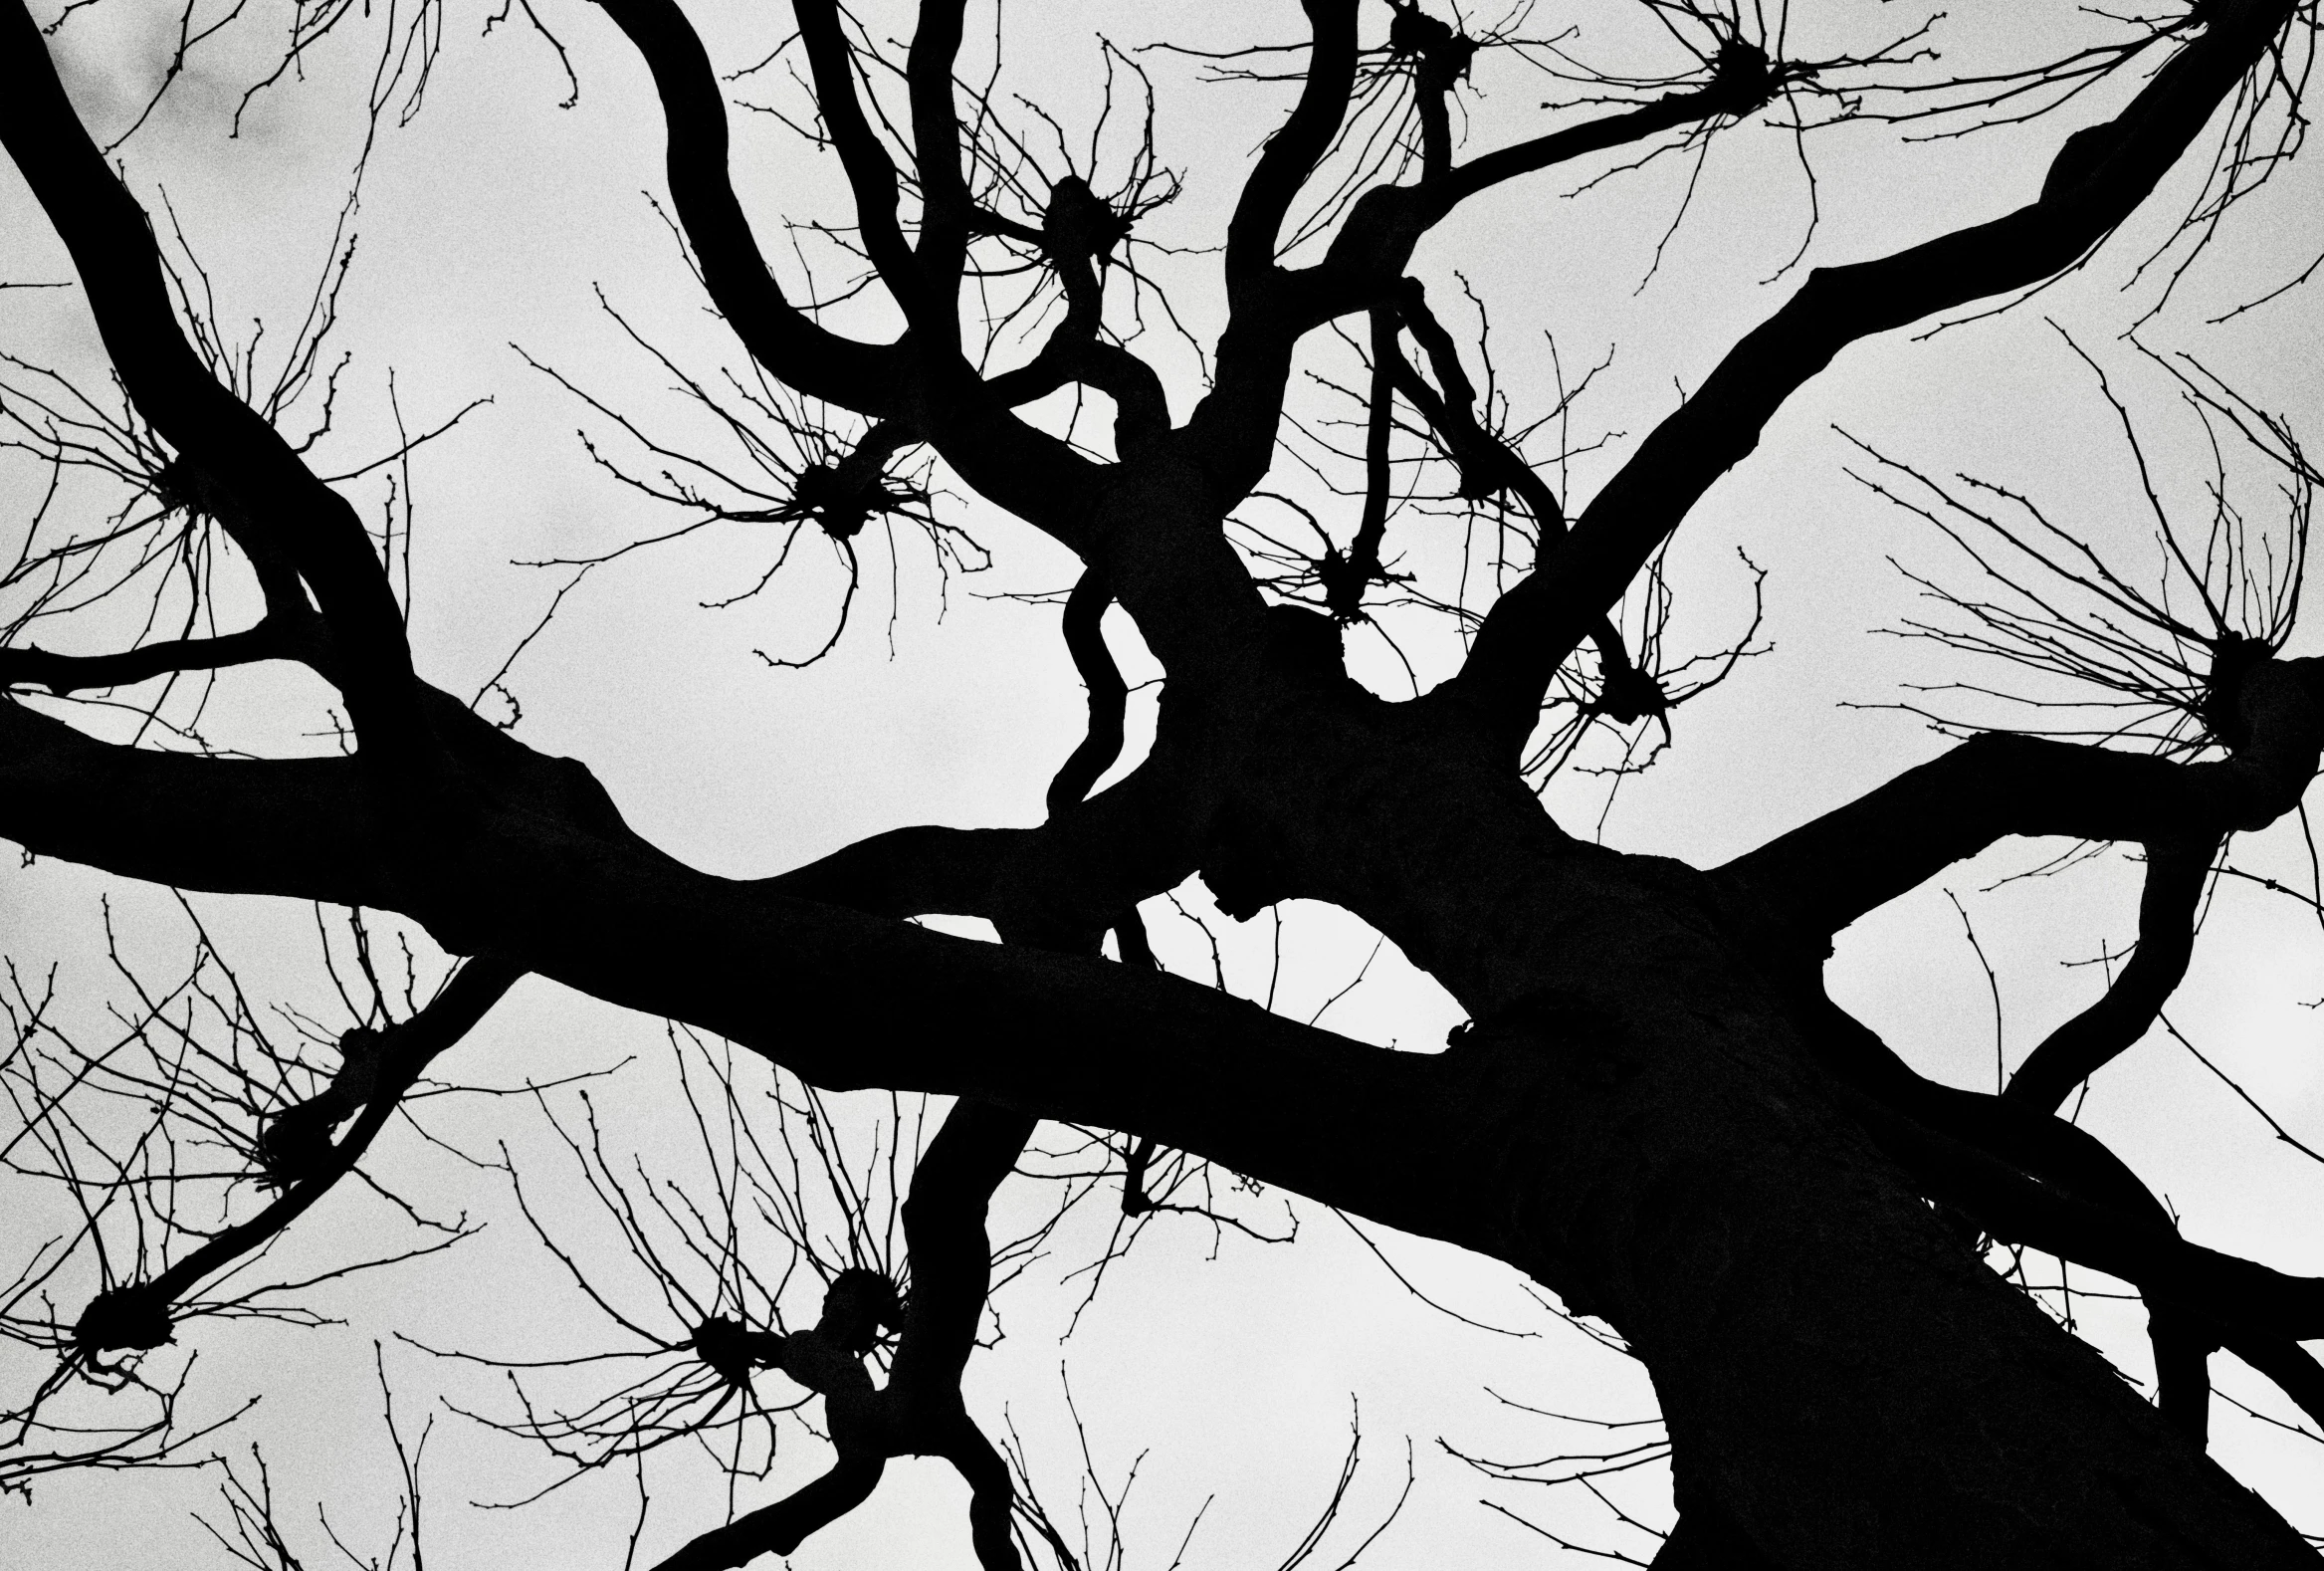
[1454,0,2306,757]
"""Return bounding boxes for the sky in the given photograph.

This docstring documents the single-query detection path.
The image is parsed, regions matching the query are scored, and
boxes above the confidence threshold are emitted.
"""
[4,1,2324,1566]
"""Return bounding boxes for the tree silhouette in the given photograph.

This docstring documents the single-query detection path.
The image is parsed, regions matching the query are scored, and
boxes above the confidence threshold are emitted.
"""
[5,0,2324,1565]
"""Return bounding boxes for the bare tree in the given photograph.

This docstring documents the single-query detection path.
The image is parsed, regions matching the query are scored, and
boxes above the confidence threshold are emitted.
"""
[5,0,2324,1565]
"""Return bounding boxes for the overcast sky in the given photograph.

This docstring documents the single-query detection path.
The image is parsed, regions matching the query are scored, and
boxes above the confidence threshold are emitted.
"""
[5,2,2324,1566]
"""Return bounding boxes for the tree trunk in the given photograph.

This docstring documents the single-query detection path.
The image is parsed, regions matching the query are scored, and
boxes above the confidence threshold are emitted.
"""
[1202,663,2317,1566]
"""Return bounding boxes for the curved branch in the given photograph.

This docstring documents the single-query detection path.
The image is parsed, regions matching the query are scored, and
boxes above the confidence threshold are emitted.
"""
[592,0,1124,555]
[1170,1,1362,504]
[2005,837,2216,1111]
[889,1101,1033,1408]
[0,700,1437,1238]
[1453,0,2303,749]
[1044,571,1128,817]
[590,0,1115,548]
[1224,0,1360,293]
[588,0,904,414]
[0,0,419,747]
[975,177,1171,457]
[983,328,1169,459]
[1324,70,1783,286]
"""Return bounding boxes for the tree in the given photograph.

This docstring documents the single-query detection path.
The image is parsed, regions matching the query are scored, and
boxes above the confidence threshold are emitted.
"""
[4,0,2324,1564]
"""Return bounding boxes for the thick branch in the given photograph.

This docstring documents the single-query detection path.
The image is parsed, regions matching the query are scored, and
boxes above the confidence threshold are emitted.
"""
[0,701,1445,1240]
[2152,1305,2219,1444]
[0,2,419,746]
[1223,0,1360,294]
[1802,992,2184,1239]
[540,885,1443,1234]
[792,0,922,312]
[588,0,904,414]
[937,1417,1025,1571]
[762,823,1039,920]
[1454,0,2301,746]
[983,330,1169,460]
[763,756,1194,954]
[919,392,1121,557]
[0,698,401,902]
[1720,658,2324,939]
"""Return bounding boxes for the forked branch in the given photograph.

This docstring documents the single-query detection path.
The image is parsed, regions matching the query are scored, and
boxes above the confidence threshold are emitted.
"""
[587,0,905,415]
[1456,0,2306,753]
[0,0,419,747]
[70,956,522,1357]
